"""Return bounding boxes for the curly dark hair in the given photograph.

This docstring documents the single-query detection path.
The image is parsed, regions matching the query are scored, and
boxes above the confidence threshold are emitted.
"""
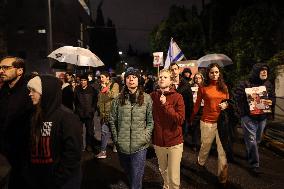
[204,63,228,93]
[119,85,144,106]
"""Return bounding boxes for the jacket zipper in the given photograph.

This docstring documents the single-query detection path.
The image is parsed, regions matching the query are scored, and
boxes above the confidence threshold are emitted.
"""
[130,104,134,153]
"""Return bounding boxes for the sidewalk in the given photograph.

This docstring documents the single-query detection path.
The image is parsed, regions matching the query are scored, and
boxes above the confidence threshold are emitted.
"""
[263,120,284,156]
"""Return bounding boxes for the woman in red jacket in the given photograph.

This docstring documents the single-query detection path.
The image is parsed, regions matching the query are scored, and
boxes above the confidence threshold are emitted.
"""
[151,69,185,189]
[190,63,229,185]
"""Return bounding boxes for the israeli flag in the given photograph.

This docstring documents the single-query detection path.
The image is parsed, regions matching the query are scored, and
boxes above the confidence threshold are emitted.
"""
[164,38,186,69]
[78,0,90,15]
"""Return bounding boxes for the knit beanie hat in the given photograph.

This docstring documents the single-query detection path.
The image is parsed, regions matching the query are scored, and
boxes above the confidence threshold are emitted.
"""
[124,67,142,85]
[182,68,192,76]
[124,67,140,79]
[80,73,89,80]
[27,76,42,94]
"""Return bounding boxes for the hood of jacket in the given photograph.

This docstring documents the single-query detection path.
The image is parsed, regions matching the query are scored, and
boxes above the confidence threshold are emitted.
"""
[249,63,270,85]
[40,75,62,118]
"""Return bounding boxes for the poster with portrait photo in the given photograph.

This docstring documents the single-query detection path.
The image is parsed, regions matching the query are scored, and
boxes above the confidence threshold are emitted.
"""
[153,52,163,67]
[245,86,272,115]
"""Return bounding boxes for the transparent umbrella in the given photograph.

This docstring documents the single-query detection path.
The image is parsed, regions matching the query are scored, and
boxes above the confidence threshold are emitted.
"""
[48,46,104,67]
[197,54,233,68]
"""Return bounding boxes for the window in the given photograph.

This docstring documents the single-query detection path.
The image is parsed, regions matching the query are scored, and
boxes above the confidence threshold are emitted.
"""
[37,26,46,34]
[38,29,46,34]
[17,26,25,34]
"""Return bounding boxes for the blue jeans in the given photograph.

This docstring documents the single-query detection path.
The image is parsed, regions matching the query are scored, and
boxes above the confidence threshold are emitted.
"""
[101,122,111,151]
[118,149,147,189]
[241,116,266,168]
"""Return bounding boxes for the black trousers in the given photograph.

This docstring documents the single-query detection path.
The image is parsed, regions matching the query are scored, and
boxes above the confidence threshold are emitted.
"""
[80,117,95,148]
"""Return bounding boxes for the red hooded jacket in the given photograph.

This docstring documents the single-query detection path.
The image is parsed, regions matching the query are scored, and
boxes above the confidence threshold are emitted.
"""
[151,88,185,147]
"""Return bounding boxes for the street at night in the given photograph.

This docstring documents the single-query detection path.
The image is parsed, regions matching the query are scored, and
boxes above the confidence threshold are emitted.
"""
[1,1,284,189]
[80,115,284,189]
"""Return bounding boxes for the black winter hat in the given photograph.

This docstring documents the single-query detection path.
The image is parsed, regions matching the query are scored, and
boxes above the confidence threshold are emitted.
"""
[80,74,89,80]
[124,67,140,78]
[182,68,192,76]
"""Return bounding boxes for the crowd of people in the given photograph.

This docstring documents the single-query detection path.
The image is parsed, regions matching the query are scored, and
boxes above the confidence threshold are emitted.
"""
[0,56,275,189]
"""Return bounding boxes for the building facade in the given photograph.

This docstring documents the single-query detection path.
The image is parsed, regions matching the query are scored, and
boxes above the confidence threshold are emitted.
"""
[6,0,91,73]
[0,0,7,56]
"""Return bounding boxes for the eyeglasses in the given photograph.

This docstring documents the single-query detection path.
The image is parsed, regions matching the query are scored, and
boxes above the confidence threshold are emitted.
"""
[0,65,14,71]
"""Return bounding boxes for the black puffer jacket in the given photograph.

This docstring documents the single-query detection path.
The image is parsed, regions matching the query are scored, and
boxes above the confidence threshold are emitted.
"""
[234,63,276,120]
[74,85,98,119]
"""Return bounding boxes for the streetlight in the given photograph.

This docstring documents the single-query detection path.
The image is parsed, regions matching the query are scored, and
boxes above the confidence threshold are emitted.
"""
[119,51,123,55]
[47,0,53,72]
[47,0,53,53]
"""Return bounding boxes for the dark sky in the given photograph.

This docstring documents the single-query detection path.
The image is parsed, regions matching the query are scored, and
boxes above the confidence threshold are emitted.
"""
[89,0,207,53]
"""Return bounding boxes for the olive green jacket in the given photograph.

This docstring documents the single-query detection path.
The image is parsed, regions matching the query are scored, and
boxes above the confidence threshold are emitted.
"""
[97,82,119,122]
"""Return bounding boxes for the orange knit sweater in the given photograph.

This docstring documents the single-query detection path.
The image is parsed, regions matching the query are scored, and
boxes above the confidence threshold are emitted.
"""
[190,80,229,123]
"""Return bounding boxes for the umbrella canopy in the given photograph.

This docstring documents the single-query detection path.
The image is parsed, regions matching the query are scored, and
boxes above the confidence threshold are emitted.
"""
[48,46,104,67]
[197,54,233,68]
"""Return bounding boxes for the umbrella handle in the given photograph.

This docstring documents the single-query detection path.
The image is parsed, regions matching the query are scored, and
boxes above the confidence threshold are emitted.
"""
[76,55,78,66]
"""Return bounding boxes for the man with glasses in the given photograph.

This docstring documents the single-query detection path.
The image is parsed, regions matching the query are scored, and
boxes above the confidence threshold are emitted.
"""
[169,62,194,140]
[0,56,33,188]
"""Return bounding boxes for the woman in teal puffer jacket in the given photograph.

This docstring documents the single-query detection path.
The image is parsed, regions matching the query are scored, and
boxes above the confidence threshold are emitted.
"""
[109,68,153,189]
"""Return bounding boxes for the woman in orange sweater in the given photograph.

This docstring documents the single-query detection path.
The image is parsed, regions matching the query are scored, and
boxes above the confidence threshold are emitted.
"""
[190,63,229,185]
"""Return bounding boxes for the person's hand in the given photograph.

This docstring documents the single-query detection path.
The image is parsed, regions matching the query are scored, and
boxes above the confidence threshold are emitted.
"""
[160,94,166,105]
[219,101,228,110]
[262,99,272,106]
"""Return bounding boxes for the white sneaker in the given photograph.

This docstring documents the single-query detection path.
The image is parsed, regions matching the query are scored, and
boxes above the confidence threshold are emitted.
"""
[96,151,107,159]
[113,146,117,153]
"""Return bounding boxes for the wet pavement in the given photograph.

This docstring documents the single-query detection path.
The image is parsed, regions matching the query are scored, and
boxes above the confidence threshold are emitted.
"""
[81,143,284,189]
[81,115,284,189]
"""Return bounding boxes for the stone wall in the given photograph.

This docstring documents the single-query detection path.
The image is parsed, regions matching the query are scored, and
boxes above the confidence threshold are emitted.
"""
[275,65,284,121]
[0,0,7,57]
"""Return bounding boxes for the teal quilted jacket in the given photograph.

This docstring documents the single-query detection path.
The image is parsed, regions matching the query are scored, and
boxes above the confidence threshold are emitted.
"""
[109,92,154,154]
